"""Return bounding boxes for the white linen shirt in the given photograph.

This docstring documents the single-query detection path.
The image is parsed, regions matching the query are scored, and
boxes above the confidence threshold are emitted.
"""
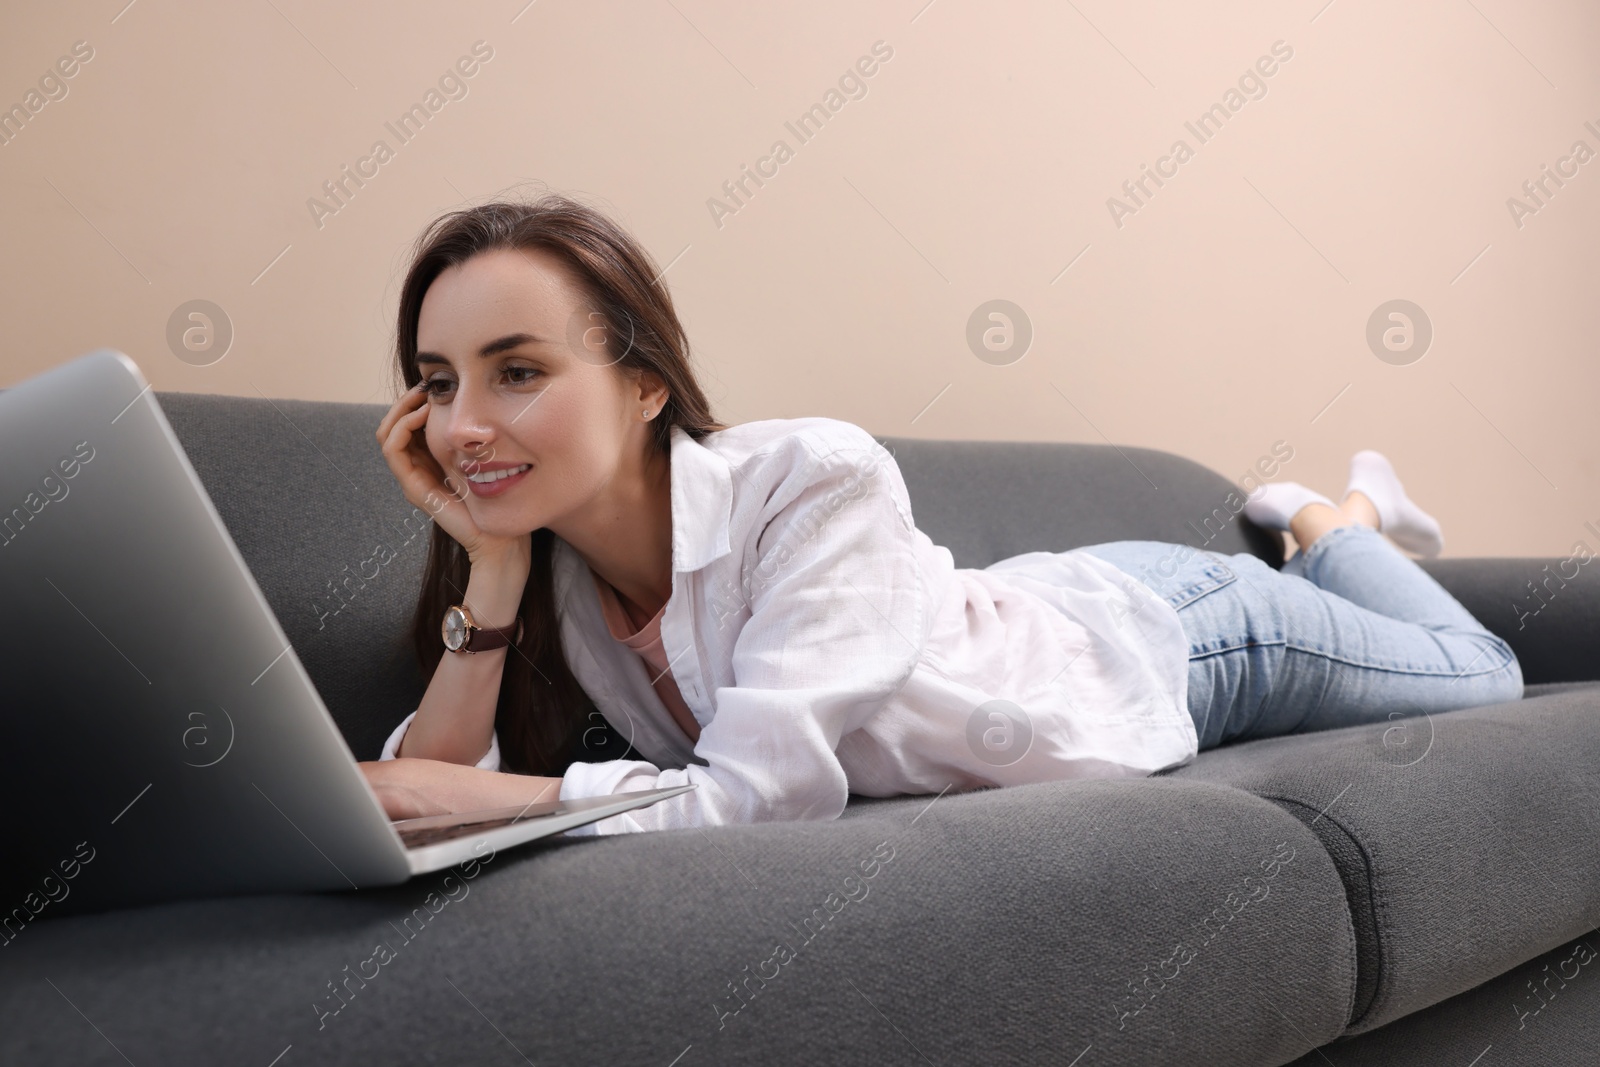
[380,417,1197,835]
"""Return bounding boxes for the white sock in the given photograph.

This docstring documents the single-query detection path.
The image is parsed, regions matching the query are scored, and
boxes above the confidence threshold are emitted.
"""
[1344,450,1444,558]
[1242,481,1338,531]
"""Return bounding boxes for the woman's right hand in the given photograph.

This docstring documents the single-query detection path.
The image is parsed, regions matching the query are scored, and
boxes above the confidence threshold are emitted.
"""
[376,383,532,570]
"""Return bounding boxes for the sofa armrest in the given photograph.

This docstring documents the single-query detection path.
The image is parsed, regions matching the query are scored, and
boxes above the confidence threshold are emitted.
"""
[1418,556,1600,685]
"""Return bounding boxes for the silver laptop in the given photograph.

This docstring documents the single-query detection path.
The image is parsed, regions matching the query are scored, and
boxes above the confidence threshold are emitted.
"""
[0,349,691,917]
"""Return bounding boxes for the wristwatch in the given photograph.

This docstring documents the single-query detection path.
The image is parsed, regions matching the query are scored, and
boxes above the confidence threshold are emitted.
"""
[441,604,524,655]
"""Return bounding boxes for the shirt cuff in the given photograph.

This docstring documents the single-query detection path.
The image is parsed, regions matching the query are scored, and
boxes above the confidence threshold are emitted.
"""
[556,758,665,836]
[378,709,500,771]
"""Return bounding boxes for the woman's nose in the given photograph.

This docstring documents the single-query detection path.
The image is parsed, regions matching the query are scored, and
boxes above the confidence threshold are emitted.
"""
[440,383,497,459]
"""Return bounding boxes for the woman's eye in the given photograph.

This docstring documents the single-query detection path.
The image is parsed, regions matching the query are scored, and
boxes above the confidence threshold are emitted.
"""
[419,367,537,399]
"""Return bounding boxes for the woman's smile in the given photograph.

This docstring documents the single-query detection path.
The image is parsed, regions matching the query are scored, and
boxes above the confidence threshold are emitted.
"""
[463,461,531,497]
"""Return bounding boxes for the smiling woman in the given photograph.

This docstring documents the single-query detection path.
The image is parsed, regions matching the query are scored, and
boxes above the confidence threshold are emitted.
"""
[363,192,1522,838]
[368,194,727,814]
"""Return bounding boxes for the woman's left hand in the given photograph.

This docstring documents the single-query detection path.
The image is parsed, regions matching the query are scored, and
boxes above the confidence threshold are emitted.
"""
[357,758,564,821]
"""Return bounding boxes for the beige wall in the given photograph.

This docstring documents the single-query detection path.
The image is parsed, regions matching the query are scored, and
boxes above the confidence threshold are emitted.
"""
[2,1,1595,559]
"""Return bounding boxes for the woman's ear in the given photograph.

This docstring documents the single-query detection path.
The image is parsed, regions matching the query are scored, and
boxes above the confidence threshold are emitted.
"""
[633,367,670,416]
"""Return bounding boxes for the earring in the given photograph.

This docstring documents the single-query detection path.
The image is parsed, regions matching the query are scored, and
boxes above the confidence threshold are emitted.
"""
[642,409,652,419]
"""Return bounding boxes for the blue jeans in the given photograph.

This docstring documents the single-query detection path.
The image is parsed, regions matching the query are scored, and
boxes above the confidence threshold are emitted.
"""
[1078,524,1524,751]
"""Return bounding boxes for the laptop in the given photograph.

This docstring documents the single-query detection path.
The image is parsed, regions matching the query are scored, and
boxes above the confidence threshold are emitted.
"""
[0,349,692,918]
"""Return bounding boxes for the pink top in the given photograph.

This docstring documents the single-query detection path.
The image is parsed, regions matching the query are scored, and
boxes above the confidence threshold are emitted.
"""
[591,569,700,743]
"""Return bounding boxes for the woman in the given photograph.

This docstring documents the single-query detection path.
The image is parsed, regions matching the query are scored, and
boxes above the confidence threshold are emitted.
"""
[359,194,1523,834]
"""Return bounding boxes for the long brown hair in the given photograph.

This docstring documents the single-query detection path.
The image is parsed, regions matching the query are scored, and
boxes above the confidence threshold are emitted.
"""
[391,193,727,774]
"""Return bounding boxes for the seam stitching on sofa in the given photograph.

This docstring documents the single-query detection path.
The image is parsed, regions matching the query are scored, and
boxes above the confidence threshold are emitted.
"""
[1259,793,1378,1031]
[1271,796,1377,1029]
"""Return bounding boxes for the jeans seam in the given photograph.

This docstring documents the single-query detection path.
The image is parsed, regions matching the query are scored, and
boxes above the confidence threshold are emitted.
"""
[1276,643,1519,679]
[1189,638,1286,660]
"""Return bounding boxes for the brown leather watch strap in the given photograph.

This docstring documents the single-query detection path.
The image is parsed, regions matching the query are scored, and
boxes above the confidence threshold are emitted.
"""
[463,616,524,653]
[443,604,526,655]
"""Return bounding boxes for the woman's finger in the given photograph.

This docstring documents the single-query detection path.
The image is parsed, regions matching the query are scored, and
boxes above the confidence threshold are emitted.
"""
[379,406,434,481]
[375,383,427,442]
[374,387,495,559]
[366,774,451,821]
[396,783,450,820]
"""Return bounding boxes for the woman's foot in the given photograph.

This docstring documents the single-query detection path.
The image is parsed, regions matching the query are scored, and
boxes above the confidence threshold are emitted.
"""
[1343,450,1444,558]
[1242,481,1338,532]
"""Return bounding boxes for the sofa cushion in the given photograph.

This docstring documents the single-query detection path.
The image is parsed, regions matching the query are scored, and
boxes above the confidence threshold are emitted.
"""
[1523,680,1600,700]
[1281,925,1600,1064]
[0,778,1355,1067]
[1162,686,1600,1035]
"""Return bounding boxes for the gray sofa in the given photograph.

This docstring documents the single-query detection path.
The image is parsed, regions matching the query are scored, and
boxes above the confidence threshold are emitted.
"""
[5,390,1600,1066]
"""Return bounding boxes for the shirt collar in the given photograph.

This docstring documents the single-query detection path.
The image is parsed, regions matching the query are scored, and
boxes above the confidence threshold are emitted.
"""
[669,423,733,573]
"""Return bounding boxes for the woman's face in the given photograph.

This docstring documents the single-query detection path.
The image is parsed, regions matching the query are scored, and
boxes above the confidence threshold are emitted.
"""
[413,246,662,539]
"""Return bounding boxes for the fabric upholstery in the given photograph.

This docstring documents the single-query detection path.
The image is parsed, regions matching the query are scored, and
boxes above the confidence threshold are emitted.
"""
[1417,557,1600,686]
[154,391,445,761]
[1281,926,1600,1064]
[1,778,1355,1066]
[878,434,1286,570]
[1163,685,1600,1035]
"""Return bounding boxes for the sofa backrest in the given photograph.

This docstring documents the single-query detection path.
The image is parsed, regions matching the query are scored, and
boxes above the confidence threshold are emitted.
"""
[154,392,1280,758]
[879,435,1282,570]
[156,392,438,763]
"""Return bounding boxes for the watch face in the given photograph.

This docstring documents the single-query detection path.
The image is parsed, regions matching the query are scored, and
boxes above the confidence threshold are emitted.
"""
[442,606,468,650]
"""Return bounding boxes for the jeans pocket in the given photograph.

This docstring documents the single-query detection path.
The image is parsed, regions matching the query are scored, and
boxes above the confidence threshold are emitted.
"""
[1165,560,1238,612]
